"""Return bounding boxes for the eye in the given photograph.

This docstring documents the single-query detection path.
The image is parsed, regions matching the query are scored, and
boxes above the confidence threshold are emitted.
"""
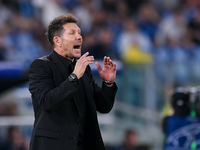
[69,30,74,34]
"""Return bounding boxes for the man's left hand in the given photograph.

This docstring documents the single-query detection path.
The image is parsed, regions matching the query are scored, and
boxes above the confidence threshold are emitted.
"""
[95,56,116,82]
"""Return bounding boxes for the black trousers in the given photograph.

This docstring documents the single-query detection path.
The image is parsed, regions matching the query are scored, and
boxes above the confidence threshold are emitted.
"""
[76,140,87,150]
[76,145,85,150]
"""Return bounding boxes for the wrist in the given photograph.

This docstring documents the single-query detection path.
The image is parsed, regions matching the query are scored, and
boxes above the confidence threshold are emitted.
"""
[72,71,80,79]
[68,73,78,82]
[103,80,115,85]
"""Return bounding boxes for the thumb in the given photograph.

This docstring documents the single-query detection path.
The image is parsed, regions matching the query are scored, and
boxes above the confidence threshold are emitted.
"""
[95,62,102,72]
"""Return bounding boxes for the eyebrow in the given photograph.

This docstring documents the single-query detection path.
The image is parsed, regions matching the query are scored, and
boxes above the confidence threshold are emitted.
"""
[68,28,81,33]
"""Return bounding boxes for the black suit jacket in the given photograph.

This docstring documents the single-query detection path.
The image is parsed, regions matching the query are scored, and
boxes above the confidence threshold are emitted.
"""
[28,50,118,150]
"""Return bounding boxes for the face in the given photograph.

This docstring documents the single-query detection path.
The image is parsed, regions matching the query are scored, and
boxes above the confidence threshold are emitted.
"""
[56,23,82,61]
[125,133,137,147]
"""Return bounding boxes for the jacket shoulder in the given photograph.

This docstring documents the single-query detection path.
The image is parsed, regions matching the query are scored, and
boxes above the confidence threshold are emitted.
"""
[29,55,53,71]
[31,55,51,65]
[38,55,50,62]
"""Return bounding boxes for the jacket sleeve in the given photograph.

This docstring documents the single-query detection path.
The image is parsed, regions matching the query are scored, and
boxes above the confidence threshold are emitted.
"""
[95,81,118,113]
[29,59,78,112]
[87,66,118,113]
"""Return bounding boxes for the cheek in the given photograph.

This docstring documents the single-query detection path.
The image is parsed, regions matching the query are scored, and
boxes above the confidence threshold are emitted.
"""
[62,36,74,44]
[63,40,73,50]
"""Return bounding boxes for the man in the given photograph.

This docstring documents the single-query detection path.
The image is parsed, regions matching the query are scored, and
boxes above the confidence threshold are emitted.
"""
[111,129,150,150]
[0,126,28,150]
[28,14,118,150]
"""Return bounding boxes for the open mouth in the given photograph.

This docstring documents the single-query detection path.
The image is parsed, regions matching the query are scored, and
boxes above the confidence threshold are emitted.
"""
[73,45,81,50]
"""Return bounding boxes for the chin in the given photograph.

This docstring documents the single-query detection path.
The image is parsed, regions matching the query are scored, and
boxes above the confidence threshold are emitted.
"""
[74,54,81,58]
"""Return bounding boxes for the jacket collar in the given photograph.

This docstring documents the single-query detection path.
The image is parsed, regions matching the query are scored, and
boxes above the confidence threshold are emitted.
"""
[48,50,90,85]
[49,50,70,80]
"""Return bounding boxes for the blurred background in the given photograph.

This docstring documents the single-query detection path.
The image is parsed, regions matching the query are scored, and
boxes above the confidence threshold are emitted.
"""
[0,0,200,150]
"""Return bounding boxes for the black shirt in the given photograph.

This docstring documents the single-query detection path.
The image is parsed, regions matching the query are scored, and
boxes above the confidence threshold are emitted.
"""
[55,51,87,143]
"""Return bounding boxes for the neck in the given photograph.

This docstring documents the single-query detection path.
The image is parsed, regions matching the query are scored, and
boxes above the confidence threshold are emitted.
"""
[54,48,74,62]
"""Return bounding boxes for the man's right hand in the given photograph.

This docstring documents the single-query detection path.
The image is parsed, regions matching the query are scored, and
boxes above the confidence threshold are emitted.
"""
[73,52,94,79]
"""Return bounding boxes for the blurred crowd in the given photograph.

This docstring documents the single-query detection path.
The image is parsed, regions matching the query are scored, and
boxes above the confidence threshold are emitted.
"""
[0,0,200,70]
[2,0,200,149]
[109,129,150,150]
[0,126,28,150]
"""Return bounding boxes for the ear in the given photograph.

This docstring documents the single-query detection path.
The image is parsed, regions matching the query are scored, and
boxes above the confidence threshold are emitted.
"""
[53,36,62,47]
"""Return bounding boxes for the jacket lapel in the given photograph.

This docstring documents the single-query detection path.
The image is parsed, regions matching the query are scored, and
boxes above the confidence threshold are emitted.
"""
[49,50,69,80]
[49,51,96,114]
[82,69,97,111]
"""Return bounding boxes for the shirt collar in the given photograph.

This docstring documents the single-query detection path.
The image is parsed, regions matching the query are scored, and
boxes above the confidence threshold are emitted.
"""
[54,50,76,69]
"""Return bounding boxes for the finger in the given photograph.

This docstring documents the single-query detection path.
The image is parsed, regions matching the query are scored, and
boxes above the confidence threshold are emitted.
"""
[81,56,94,66]
[109,59,113,67]
[80,52,89,59]
[82,56,94,64]
[104,56,109,65]
[87,56,94,60]
[113,62,117,72]
[85,60,94,66]
[89,59,94,64]
[95,62,102,71]
[106,57,113,67]
[103,56,106,65]
[79,56,94,65]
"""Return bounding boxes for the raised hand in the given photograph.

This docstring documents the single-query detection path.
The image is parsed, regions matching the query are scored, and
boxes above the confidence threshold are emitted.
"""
[73,52,94,79]
[95,56,116,82]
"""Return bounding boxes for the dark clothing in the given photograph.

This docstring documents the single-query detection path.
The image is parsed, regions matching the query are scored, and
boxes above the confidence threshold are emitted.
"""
[188,19,200,45]
[111,145,150,150]
[162,115,200,150]
[0,143,26,150]
[28,50,118,150]
[56,52,88,144]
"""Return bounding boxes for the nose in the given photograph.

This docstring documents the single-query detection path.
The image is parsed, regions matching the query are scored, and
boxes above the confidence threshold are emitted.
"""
[76,33,82,40]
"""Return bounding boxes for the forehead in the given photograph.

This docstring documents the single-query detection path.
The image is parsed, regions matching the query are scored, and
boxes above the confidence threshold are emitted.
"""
[63,23,80,31]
